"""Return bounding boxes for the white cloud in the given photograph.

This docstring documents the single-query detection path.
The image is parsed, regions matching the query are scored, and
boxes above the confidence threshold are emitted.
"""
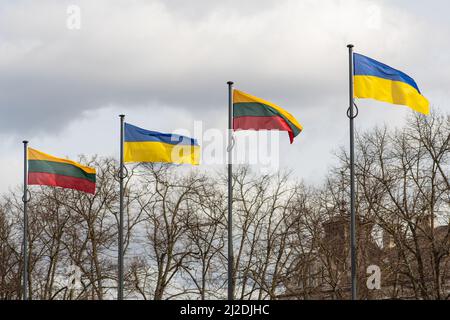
[0,0,448,193]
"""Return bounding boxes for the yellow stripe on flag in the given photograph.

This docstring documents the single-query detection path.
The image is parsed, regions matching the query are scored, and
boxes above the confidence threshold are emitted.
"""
[354,75,430,115]
[124,141,200,165]
[27,148,96,174]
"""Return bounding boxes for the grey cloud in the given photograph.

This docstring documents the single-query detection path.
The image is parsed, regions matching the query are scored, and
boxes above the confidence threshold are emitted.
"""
[0,0,448,137]
[0,0,449,195]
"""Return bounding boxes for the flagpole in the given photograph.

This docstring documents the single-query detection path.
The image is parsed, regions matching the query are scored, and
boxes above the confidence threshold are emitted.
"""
[118,114,125,300]
[227,81,234,300]
[347,44,357,300]
[22,140,29,300]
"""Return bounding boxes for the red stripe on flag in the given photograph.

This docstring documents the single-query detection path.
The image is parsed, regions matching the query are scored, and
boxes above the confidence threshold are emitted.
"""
[28,172,96,194]
[233,116,294,143]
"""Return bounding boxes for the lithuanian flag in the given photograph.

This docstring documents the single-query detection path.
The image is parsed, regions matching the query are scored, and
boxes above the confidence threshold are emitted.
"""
[233,89,302,143]
[28,148,96,194]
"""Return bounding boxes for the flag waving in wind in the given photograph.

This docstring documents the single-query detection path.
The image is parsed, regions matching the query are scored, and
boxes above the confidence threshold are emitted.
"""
[124,123,200,165]
[233,89,303,143]
[28,148,96,194]
[353,53,430,115]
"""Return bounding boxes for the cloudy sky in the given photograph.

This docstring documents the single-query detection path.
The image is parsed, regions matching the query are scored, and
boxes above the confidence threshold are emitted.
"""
[0,0,449,194]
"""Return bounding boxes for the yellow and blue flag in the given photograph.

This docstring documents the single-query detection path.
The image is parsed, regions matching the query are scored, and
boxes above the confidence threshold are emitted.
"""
[124,123,200,165]
[353,53,429,115]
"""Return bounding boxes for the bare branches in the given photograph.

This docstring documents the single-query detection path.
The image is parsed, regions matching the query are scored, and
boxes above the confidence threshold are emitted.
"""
[0,111,448,300]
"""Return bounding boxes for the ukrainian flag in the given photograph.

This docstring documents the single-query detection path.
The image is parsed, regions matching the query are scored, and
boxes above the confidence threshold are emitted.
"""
[124,123,200,165]
[353,53,429,115]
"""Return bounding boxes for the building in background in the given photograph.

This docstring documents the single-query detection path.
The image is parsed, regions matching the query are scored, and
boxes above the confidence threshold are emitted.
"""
[279,214,450,300]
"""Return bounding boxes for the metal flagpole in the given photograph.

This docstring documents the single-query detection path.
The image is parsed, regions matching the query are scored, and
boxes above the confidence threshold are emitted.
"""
[22,140,29,300]
[227,81,234,300]
[118,114,125,300]
[347,44,357,300]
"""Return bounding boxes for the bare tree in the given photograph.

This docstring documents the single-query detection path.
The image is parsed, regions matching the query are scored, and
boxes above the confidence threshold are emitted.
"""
[129,164,206,299]
[0,112,448,300]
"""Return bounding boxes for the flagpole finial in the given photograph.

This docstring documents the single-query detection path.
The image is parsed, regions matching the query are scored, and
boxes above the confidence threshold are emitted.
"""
[22,140,28,144]
[119,114,125,118]
[347,44,354,48]
[227,81,234,85]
